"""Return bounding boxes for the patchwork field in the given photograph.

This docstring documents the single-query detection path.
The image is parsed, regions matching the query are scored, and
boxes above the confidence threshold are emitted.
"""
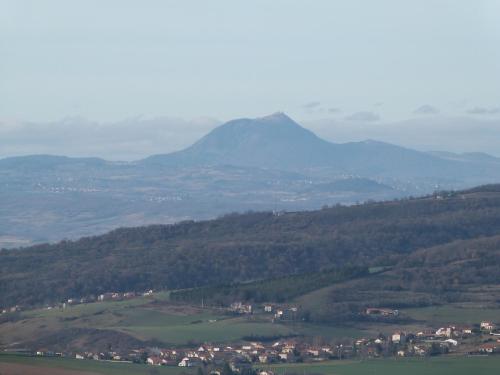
[0,293,370,352]
[3,282,500,354]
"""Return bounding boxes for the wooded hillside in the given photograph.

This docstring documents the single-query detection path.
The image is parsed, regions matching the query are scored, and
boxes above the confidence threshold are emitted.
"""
[2,185,500,307]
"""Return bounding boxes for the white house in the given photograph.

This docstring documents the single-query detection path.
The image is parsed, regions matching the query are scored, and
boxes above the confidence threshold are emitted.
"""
[391,332,405,344]
[444,339,458,346]
[481,321,496,331]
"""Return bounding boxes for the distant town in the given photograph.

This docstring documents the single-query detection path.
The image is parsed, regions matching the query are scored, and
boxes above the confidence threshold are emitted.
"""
[2,290,499,373]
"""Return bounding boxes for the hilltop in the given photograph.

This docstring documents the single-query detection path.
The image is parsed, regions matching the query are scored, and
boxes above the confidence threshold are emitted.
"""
[142,112,337,169]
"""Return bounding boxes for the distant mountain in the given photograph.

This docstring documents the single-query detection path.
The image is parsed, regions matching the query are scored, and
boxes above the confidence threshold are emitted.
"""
[142,113,337,169]
[142,113,496,182]
[1,113,500,247]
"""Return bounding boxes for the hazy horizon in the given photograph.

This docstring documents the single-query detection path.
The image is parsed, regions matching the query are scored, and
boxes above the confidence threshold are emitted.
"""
[1,113,500,160]
[2,1,500,159]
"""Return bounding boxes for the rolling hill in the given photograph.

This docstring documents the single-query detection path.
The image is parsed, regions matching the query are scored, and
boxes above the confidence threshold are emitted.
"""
[2,184,500,309]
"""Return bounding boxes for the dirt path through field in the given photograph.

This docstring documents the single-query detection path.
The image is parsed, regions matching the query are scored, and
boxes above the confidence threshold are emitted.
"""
[0,362,100,375]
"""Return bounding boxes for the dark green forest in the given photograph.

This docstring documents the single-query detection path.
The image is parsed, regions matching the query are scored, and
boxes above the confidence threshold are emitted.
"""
[2,185,500,308]
[170,266,369,305]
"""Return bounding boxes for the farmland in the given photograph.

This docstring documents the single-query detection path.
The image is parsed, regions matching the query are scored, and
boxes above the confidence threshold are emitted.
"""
[260,356,500,375]
[402,304,500,325]
[2,354,500,375]
[0,294,368,351]
[2,187,500,371]
[2,273,500,353]
[0,354,194,375]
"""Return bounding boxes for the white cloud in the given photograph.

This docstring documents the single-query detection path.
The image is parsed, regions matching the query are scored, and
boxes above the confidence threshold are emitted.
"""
[0,116,219,161]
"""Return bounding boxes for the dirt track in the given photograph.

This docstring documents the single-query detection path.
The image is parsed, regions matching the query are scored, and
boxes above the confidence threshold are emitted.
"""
[0,362,99,375]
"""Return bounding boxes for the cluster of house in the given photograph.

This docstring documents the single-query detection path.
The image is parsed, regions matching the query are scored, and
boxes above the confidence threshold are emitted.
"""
[1,305,21,314]
[27,319,500,372]
[97,290,149,302]
[60,290,154,309]
[359,320,500,358]
[365,307,399,317]
[6,291,500,371]
[88,320,500,369]
[35,349,133,362]
[230,302,253,314]
[268,305,299,321]
[1,290,156,315]
[143,340,348,369]
[230,302,300,322]
[31,339,349,369]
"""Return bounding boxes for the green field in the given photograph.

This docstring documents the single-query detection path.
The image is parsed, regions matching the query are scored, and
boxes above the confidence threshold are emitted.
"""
[402,304,500,325]
[4,292,499,353]
[118,317,291,344]
[2,354,500,375]
[261,356,500,375]
[3,295,367,348]
[114,305,367,344]
[0,354,193,375]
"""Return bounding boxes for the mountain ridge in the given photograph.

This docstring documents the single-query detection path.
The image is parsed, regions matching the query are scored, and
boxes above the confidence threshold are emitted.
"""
[139,113,498,182]
[1,113,499,176]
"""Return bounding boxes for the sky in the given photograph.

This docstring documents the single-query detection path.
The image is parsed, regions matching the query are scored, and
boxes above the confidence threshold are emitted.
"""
[1,0,500,158]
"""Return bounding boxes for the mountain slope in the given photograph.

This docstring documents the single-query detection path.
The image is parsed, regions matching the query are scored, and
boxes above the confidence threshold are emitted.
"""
[142,113,339,170]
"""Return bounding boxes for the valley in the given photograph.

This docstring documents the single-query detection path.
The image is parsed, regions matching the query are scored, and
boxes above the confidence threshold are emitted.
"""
[1,283,500,374]
[2,113,500,247]
[3,183,500,370]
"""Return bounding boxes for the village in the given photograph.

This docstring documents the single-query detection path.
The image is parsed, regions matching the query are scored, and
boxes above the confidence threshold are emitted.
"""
[3,291,499,373]
[28,317,500,373]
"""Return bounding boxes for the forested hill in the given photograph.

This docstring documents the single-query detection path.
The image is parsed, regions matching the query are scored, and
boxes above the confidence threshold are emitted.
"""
[2,185,500,307]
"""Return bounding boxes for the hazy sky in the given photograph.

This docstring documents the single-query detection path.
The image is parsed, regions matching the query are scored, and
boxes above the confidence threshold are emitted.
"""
[1,1,500,158]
